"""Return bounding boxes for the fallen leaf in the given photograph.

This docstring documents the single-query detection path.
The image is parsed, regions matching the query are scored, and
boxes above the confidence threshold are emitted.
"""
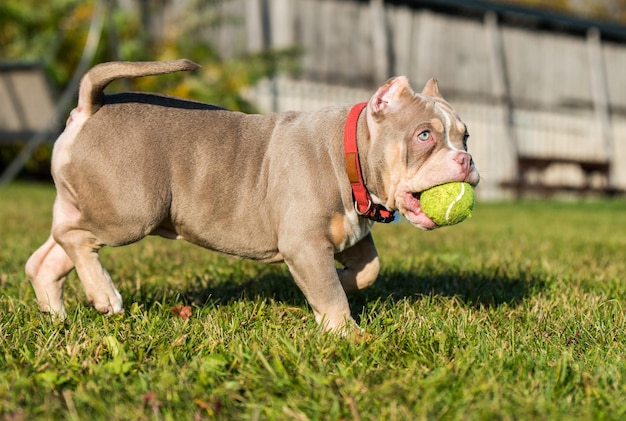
[172,305,192,319]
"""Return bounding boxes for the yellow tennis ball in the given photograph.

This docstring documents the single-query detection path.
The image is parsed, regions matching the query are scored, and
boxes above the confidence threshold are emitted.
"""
[421,182,475,226]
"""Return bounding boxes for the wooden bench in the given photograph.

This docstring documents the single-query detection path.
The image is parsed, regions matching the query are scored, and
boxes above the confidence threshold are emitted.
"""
[501,156,624,198]
[0,62,58,143]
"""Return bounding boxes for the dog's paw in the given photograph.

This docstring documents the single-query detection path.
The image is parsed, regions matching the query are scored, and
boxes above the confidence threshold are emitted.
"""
[321,316,371,341]
[39,302,68,321]
[89,288,124,315]
[347,326,372,342]
[98,304,125,316]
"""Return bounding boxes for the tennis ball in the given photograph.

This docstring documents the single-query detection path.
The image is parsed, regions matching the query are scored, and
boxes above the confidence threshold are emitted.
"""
[421,182,475,226]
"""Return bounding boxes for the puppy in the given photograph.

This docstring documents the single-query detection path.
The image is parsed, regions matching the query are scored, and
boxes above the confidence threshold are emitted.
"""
[26,60,479,333]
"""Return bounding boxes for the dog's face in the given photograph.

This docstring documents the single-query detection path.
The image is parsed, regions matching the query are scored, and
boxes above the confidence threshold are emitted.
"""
[365,77,480,230]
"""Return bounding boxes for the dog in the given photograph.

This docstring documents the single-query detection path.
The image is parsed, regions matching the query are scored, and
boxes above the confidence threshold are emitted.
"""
[26,59,480,334]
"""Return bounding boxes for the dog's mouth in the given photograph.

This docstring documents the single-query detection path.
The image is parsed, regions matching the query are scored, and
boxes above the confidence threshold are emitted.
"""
[401,191,437,230]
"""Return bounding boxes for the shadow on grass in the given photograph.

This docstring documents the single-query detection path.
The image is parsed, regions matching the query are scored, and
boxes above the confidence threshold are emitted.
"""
[177,265,547,313]
[355,268,547,309]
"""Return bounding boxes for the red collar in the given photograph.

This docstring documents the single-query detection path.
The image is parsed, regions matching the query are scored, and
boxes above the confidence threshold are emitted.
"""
[343,103,396,223]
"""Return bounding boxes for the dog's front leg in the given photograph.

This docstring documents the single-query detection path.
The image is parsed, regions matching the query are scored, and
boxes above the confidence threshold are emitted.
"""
[335,233,380,294]
[283,243,357,333]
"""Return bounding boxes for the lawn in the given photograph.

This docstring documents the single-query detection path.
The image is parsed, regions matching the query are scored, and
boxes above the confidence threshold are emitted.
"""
[1,182,625,420]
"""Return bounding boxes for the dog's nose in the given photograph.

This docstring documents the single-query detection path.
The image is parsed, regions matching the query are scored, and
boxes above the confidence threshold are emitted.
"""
[453,152,479,185]
[453,152,471,172]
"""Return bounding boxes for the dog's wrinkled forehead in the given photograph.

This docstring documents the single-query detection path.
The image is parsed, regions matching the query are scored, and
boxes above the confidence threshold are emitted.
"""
[418,95,468,151]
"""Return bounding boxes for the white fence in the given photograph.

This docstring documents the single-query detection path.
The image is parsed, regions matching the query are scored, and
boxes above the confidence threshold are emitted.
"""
[5,0,617,198]
[209,0,626,199]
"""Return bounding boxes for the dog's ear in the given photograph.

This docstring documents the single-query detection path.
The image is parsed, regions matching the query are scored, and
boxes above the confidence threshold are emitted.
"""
[421,78,442,98]
[369,76,414,114]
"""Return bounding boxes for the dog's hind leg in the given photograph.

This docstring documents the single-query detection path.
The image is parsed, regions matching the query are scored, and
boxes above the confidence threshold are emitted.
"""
[48,193,124,315]
[335,233,380,294]
[53,222,123,315]
[26,235,75,316]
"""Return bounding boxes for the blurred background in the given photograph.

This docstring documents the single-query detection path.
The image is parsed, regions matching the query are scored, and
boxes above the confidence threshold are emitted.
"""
[2,0,626,200]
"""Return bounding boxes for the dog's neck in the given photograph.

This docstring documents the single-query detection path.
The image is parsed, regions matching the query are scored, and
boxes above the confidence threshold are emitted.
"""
[344,103,395,223]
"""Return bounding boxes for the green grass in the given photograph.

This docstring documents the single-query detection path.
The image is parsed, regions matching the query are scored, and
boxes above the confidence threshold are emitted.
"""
[1,182,626,420]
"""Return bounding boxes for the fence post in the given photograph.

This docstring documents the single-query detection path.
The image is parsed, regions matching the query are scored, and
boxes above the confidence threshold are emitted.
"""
[484,11,520,193]
[587,27,614,184]
[245,0,265,52]
[370,0,390,82]
[484,12,517,151]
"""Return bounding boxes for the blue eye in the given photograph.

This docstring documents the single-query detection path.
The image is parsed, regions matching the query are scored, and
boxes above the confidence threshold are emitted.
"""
[418,131,431,142]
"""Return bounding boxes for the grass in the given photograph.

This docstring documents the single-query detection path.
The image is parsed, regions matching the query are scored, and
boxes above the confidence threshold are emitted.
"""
[1,182,626,420]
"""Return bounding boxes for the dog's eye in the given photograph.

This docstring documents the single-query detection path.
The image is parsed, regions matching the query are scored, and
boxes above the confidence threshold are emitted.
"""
[463,132,469,150]
[417,131,431,142]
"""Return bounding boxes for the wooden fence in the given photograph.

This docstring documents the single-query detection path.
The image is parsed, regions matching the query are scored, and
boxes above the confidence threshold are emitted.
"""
[207,0,626,199]
[4,0,626,198]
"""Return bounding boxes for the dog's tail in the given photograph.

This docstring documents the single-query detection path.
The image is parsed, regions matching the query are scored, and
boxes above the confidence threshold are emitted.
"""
[77,59,201,116]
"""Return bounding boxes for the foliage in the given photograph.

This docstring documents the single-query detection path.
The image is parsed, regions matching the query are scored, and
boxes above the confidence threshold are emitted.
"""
[2,183,626,419]
[0,0,300,179]
[0,0,77,87]
[0,0,299,110]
